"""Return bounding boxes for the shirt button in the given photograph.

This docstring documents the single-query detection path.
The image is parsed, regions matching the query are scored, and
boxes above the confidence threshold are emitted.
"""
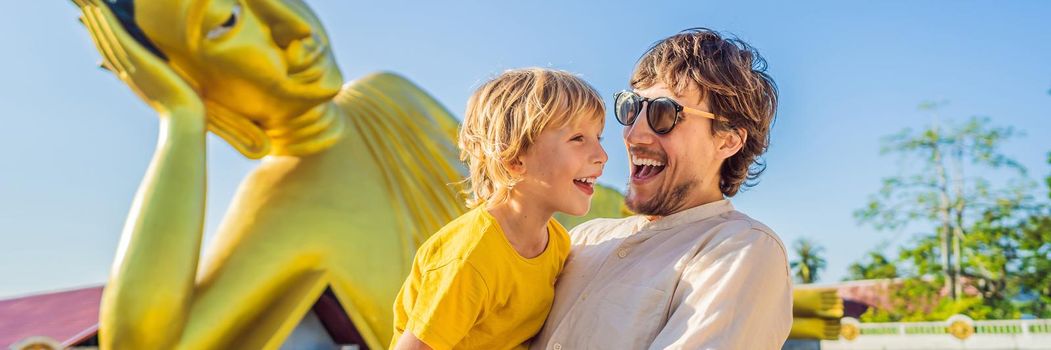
[553,343,563,350]
[617,248,628,258]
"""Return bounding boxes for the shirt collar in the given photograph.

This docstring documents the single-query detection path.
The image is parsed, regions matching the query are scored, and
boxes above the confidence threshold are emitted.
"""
[635,199,735,232]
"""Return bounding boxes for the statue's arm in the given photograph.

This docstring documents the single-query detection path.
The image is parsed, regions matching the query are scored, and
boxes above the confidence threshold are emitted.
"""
[101,108,206,349]
[72,0,207,348]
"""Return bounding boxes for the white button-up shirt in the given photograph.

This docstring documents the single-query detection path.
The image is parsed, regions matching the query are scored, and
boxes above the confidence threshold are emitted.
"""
[531,200,793,350]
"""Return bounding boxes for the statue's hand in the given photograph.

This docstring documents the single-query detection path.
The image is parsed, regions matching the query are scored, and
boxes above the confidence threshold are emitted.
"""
[74,0,203,116]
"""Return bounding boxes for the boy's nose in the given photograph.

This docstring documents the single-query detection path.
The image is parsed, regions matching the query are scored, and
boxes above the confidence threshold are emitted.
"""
[594,143,608,165]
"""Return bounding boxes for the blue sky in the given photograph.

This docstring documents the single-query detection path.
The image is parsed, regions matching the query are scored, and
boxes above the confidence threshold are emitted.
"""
[1,0,1049,298]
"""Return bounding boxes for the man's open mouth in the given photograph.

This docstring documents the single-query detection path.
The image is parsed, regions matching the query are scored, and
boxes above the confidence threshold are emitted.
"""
[631,156,666,181]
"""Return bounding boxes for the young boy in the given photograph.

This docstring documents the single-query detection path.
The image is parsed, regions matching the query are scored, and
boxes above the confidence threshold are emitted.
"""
[390,68,608,350]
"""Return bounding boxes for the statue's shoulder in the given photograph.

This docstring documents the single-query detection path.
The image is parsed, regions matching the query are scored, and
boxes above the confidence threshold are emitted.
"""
[337,72,460,135]
[344,71,429,97]
[330,72,467,242]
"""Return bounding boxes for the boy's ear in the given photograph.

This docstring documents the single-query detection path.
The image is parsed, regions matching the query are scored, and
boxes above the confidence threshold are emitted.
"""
[505,157,526,176]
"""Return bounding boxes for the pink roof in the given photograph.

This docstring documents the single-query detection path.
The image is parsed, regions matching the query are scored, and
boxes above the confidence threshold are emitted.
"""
[0,286,363,347]
[800,278,982,317]
[835,279,897,310]
[0,286,102,347]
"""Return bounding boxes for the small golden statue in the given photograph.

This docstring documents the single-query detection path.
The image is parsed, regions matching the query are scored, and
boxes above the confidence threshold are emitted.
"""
[10,336,62,350]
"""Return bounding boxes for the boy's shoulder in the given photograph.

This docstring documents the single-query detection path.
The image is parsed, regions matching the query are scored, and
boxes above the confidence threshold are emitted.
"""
[415,207,499,270]
[547,218,573,259]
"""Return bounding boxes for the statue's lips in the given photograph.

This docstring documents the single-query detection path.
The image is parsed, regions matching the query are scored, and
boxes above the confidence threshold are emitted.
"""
[288,45,328,82]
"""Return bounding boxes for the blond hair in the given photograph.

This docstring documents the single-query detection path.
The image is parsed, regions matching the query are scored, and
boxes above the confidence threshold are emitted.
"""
[459,68,604,208]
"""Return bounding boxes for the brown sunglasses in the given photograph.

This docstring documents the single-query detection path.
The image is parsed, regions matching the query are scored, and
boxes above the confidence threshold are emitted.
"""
[614,91,722,134]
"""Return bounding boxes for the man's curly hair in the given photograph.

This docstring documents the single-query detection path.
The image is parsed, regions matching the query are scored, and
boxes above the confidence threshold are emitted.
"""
[631,28,778,197]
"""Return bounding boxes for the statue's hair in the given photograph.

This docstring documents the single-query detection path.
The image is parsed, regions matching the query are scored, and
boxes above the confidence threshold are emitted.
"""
[104,0,168,60]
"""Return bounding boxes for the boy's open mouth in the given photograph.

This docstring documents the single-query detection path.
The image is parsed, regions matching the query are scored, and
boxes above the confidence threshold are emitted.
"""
[573,177,596,195]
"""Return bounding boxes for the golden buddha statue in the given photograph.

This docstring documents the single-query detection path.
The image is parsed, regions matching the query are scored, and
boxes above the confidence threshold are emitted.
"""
[70,0,625,349]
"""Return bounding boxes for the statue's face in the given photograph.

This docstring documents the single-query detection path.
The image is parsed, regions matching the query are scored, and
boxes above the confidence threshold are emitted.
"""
[138,0,343,120]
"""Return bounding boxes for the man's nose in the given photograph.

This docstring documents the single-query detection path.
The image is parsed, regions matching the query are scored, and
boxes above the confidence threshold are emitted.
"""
[624,105,657,146]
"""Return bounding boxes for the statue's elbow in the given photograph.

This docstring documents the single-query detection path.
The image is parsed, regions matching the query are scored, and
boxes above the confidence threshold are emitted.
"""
[99,293,189,349]
[99,321,182,350]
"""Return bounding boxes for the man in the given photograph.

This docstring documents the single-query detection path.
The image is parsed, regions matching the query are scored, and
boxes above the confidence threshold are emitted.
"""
[531,28,792,349]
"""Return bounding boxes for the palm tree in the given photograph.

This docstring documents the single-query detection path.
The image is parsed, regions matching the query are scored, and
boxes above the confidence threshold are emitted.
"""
[791,238,827,284]
[846,249,899,280]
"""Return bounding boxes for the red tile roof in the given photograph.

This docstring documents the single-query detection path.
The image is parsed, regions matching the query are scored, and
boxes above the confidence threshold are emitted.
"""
[0,286,102,347]
[0,286,365,348]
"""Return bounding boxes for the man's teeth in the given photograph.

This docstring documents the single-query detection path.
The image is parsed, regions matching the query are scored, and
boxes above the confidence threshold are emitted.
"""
[631,156,665,167]
[574,177,596,184]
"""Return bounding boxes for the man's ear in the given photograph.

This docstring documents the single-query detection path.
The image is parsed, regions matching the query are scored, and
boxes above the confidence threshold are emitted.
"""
[717,127,747,160]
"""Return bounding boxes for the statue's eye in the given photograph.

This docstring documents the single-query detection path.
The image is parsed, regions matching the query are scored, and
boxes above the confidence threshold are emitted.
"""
[206,3,241,40]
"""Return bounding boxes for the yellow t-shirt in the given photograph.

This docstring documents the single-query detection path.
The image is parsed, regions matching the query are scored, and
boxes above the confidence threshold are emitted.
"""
[391,206,571,350]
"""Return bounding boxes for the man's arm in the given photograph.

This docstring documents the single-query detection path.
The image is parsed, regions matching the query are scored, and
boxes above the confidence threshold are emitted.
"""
[649,228,793,350]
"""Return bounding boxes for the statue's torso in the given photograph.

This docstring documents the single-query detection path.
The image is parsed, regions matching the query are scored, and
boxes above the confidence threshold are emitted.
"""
[190,72,467,347]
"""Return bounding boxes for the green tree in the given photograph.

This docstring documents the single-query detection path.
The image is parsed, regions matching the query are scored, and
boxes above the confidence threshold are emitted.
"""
[856,155,1050,320]
[1013,152,1051,317]
[855,105,1026,300]
[790,238,827,284]
[852,107,1050,320]
[846,246,899,280]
